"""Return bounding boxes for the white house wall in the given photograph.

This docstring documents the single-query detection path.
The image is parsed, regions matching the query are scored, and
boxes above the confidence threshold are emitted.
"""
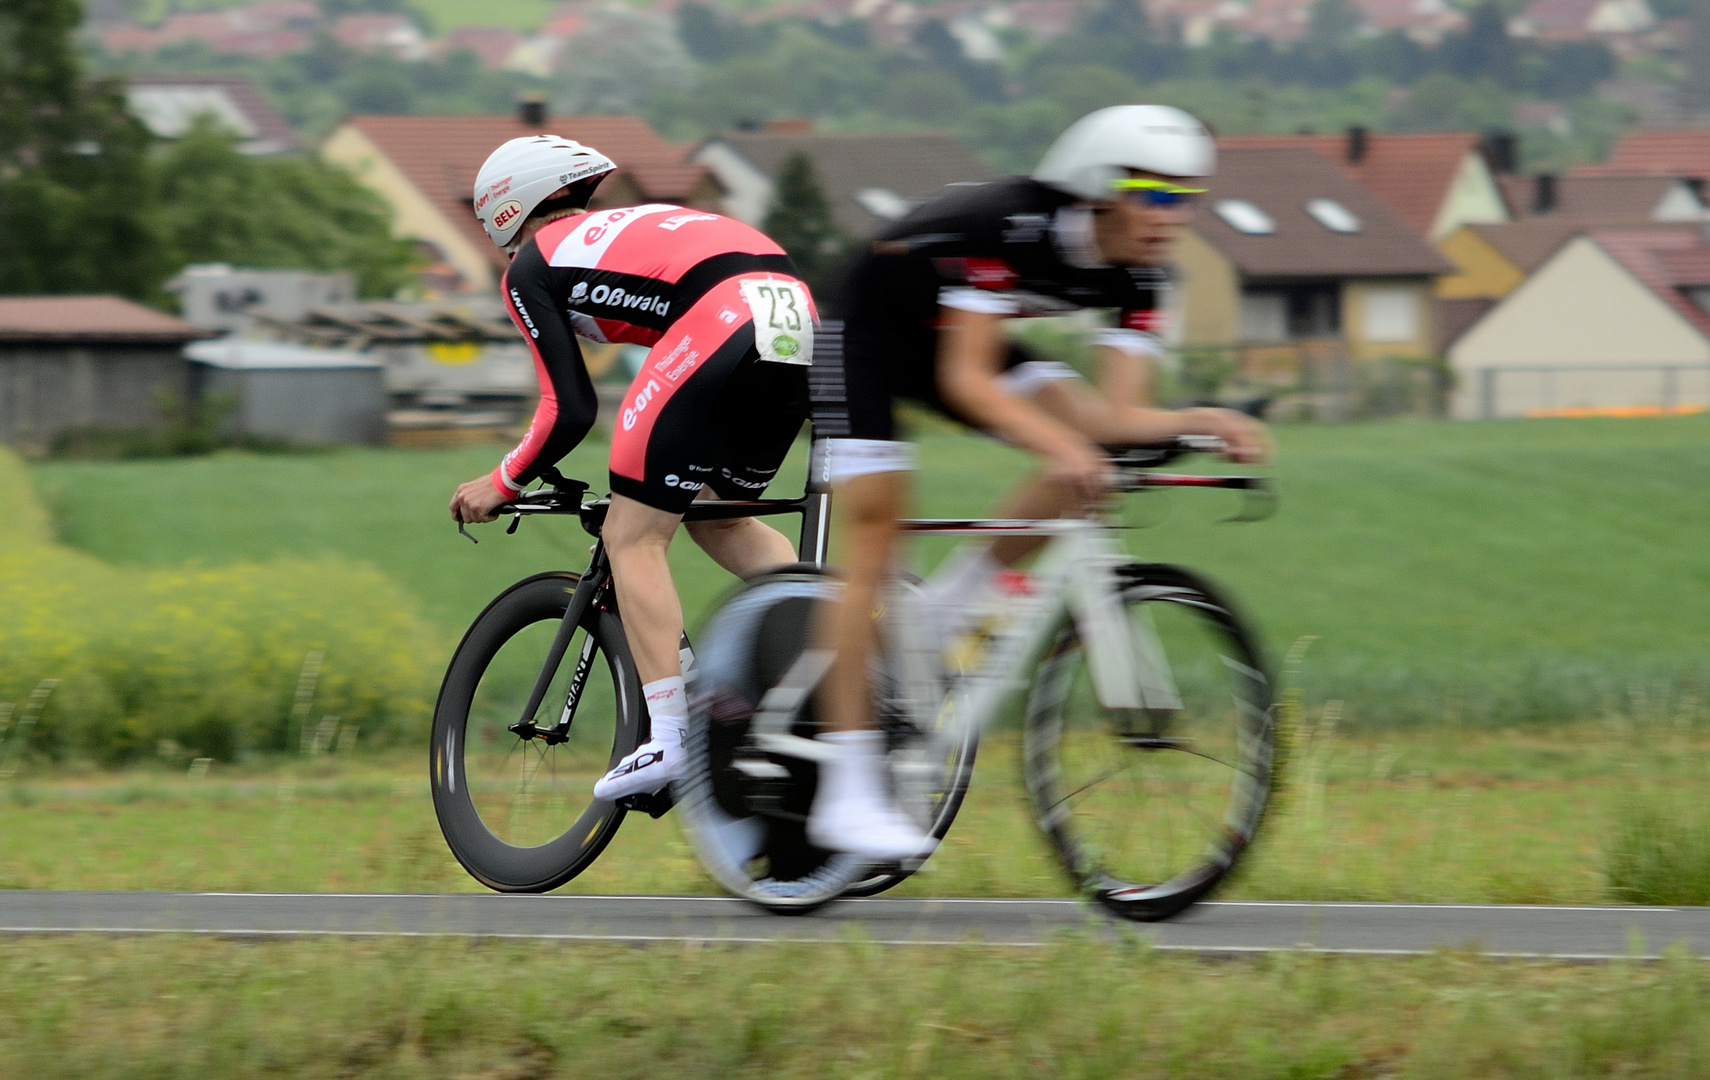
[1448,236,1710,417]
[692,141,775,227]
[1429,152,1509,240]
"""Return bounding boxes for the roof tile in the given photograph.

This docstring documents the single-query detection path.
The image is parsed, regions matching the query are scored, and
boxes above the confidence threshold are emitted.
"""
[1194,147,1454,278]
[0,296,207,343]
[343,114,715,273]
[1218,132,1483,236]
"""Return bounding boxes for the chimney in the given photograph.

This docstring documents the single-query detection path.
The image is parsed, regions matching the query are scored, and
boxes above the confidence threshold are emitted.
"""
[1532,173,1558,215]
[1345,126,1368,165]
[517,94,547,128]
[1480,130,1518,176]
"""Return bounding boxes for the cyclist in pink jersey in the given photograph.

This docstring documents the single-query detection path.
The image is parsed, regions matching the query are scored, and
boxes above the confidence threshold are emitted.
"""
[449,135,820,805]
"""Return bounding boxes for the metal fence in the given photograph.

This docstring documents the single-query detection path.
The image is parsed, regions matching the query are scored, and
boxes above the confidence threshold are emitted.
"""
[1463,364,1710,419]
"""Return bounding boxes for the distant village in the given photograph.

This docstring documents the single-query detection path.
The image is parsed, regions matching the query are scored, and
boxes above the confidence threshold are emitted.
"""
[2,0,1707,455]
[87,0,1676,69]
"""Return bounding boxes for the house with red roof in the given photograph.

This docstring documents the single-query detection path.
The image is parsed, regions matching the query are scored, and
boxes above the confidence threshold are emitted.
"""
[1508,0,1655,39]
[1217,129,1510,240]
[1447,226,1710,417]
[1174,147,1453,398]
[1573,129,1710,181]
[320,106,722,295]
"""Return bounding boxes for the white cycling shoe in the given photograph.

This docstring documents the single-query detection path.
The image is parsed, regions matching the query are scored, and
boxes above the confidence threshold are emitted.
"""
[807,731,938,862]
[593,736,677,801]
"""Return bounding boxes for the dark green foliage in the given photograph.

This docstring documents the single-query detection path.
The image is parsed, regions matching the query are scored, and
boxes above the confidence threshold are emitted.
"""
[0,0,167,296]
[154,122,418,297]
[1306,0,1363,47]
[762,151,844,292]
[3,5,418,301]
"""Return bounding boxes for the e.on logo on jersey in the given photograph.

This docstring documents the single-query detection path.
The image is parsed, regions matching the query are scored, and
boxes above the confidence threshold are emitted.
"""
[622,378,663,431]
[492,200,523,232]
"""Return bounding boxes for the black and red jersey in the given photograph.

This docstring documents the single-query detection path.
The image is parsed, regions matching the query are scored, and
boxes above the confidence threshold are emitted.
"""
[494,205,797,494]
[835,175,1170,343]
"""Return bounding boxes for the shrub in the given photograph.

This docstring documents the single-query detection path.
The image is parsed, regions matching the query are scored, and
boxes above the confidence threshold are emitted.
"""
[0,448,437,765]
[1606,786,1710,905]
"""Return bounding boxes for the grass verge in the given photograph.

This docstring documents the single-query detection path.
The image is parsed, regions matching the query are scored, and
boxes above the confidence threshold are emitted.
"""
[4,722,1707,903]
[3,935,1709,1079]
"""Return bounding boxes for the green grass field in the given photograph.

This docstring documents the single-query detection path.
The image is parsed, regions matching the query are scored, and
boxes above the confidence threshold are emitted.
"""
[6,936,1710,1079]
[7,417,1710,1075]
[30,414,1710,727]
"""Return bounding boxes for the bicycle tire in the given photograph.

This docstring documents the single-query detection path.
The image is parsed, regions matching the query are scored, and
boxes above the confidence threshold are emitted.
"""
[1023,563,1274,921]
[676,568,869,914]
[430,571,643,892]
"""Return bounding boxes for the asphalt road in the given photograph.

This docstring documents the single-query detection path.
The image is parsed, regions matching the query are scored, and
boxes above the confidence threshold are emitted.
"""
[2,892,1708,957]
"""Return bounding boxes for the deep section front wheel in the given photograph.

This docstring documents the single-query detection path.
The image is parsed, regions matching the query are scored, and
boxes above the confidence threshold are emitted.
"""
[1024,563,1274,921]
[430,571,643,892]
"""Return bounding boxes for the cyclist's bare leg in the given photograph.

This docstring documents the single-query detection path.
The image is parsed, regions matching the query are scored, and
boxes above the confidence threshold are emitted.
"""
[976,380,1265,567]
[603,495,687,684]
[809,468,934,859]
[820,471,903,733]
[684,490,797,579]
[596,494,691,798]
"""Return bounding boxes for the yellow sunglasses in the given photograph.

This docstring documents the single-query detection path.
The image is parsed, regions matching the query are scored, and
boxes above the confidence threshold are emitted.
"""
[1110,178,1207,206]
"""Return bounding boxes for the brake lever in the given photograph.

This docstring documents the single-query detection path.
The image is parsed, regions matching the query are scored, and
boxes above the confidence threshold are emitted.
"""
[506,513,522,535]
[458,521,479,544]
[1220,479,1277,524]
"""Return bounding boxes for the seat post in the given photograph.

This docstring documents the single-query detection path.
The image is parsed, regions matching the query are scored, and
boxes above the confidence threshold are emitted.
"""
[800,319,847,567]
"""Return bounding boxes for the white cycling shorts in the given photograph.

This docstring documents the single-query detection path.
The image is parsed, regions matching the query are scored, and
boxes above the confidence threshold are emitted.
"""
[823,438,917,484]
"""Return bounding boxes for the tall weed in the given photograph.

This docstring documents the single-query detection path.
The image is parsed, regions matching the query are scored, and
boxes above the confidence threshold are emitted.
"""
[0,448,437,765]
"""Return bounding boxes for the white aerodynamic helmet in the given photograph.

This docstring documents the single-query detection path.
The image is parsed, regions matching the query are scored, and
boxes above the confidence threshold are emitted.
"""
[473,135,616,249]
[1034,105,1215,202]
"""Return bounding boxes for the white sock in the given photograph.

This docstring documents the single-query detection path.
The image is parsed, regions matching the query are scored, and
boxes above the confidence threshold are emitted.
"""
[642,675,687,746]
[927,546,1001,605]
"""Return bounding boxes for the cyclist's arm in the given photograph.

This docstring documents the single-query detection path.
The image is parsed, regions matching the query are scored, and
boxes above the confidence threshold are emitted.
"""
[491,254,599,497]
[1092,321,1165,408]
[935,305,1097,464]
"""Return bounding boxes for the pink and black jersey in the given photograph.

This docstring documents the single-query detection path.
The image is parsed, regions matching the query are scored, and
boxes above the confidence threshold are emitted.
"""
[495,205,798,493]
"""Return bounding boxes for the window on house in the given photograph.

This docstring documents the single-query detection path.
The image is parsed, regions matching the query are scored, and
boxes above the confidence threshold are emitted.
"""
[1240,292,1287,342]
[1684,286,1710,315]
[1215,199,1275,235]
[1361,286,1419,343]
[1306,198,1361,234]
[1241,285,1340,342]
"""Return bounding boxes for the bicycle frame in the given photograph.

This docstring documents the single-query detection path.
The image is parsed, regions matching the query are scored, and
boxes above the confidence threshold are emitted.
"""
[889,515,1171,738]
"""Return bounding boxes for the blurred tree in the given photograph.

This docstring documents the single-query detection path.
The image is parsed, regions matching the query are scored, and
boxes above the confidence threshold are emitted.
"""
[763,151,844,293]
[1443,2,1521,86]
[0,0,165,297]
[1307,0,1363,47]
[556,6,693,114]
[154,122,418,298]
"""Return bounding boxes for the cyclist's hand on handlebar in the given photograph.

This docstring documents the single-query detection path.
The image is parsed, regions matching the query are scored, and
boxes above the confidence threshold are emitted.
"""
[1046,439,1112,502]
[1179,408,1272,465]
[449,475,510,525]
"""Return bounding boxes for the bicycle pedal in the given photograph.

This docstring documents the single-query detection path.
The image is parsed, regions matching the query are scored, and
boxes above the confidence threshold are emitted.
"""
[615,789,676,819]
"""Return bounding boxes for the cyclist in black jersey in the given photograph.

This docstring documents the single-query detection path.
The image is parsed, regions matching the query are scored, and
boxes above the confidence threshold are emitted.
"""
[808,106,1271,860]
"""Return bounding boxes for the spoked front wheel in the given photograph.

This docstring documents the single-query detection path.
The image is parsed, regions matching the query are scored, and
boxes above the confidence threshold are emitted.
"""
[430,572,643,892]
[1024,563,1274,921]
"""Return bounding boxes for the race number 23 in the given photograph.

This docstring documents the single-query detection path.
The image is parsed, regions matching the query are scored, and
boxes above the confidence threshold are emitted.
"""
[738,278,814,366]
